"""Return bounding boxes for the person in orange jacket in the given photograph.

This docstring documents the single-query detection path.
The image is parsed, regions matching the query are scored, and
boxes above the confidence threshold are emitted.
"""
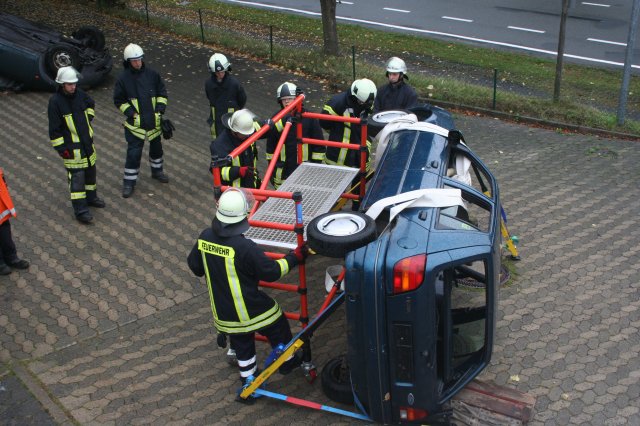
[0,168,29,275]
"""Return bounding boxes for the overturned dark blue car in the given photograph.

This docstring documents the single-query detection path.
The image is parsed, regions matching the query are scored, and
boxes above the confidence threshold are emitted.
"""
[0,12,112,91]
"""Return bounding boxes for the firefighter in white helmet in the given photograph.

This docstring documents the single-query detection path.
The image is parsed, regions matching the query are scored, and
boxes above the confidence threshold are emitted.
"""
[187,187,308,401]
[321,78,376,171]
[210,109,260,188]
[48,66,105,223]
[373,56,418,113]
[265,82,325,188]
[113,43,169,198]
[205,52,248,140]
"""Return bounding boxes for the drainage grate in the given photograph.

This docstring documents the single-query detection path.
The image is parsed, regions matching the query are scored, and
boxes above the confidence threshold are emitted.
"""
[245,163,359,249]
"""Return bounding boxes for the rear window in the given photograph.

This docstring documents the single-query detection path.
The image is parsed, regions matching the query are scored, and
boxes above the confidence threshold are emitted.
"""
[436,260,489,386]
[437,186,491,232]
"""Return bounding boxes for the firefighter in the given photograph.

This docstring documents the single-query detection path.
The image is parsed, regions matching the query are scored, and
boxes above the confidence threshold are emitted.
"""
[114,43,169,198]
[265,82,325,189]
[186,188,307,400]
[47,66,105,223]
[205,53,248,140]
[321,78,376,171]
[210,109,260,189]
[373,56,418,113]
[0,168,29,275]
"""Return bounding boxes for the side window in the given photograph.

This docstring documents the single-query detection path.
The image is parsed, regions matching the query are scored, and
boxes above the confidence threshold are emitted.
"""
[436,260,488,385]
[437,186,491,232]
[446,150,494,198]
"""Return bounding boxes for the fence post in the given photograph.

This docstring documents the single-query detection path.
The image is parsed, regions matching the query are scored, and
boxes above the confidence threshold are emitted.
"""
[270,26,274,61]
[198,9,205,44]
[352,46,356,81]
[492,68,498,110]
[145,0,149,26]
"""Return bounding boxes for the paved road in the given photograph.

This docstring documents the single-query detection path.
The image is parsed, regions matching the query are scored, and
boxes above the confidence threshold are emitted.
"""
[1,1,639,425]
[221,0,640,69]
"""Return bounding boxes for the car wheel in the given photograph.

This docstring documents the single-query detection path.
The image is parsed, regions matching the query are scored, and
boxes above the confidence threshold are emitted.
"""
[307,212,377,258]
[369,110,411,130]
[45,44,81,77]
[321,356,354,405]
[72,26,106,51]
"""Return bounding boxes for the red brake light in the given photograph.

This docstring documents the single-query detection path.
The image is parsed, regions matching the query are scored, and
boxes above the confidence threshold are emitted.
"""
[399,406,428,422]
[393,254,426,294]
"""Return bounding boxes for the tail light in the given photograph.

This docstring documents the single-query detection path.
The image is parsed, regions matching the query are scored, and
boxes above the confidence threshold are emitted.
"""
[399,406,428,422]
[393,254,426,294]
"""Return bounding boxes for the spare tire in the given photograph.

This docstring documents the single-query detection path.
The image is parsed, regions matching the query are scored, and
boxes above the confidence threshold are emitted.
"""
[307,212,376,258]
[321,356,354,405]
[72,26,106,51]
[45,44,81,77]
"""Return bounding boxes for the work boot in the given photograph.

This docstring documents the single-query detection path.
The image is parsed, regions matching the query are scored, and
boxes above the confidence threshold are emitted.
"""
[0,262,11,275]
[88,198,106,208]
[7,259,29,270]
[278,351,303,375]
[235,370,263,405]
[76,211,93,224]
[151,170,169,183]
[122,184,135,198]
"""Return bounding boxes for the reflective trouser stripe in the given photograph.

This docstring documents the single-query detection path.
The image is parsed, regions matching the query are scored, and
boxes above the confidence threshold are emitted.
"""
[149,157,163,169]
[124,168,139,181]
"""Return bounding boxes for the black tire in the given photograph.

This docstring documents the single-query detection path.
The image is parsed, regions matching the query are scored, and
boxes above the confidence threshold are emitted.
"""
[45,44,81,77]
[72,26,106,51]
[307,212,377,258]
[408,104,435,121]
[321,356,354,405]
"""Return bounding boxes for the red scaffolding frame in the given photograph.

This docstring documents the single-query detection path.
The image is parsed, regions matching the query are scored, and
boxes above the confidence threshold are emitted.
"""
[209,94,368,366]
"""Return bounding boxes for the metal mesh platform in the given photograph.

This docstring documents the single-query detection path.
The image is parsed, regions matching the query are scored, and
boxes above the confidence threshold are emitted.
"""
[245,163,359,249]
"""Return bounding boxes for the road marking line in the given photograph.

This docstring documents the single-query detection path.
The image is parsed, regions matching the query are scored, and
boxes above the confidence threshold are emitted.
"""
[581,2,611,7]
[587,38,626,46]
[383,7,410,13]
[338,1,354,4]
[223,0,639,69]
[442,16,473,23]
[508,26,545,34]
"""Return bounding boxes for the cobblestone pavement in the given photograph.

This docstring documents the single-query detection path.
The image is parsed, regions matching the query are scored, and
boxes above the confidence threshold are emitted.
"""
[1,1,639,425]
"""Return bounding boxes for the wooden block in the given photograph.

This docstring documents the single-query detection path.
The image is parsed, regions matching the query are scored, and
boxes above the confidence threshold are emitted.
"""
[452,379,536,423]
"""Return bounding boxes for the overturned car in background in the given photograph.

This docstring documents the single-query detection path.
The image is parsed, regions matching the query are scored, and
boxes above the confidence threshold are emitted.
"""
[307,105,502,423]
[0,12,112,91]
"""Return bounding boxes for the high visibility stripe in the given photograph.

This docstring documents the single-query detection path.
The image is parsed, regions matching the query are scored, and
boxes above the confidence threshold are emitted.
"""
[88,149,97,167]
[84,110,94,138]
[265,152,273,161]
[198,240,235,258]
[119,103,132,114]
[64,114,80,143]
[86,108,95,117]
[276,258,290,276]
[275,119,284,132]
[323,105,337,116]
[226,257,250,322]
[51,136,64,147]
[221,156,242,187]
[302,144,309,162]
[70,191,86,200]
[214,302,282,334]
[0,208,16,221]
[156,96,167,106]
[238,356,257,368]
[85,184,97,191]
[311,151,324,161]
[201,251,220,322]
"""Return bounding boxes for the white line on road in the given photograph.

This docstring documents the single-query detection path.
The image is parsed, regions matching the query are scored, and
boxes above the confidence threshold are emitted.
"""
[383,7,410,13]
[338,1,354,4]
[587,38,626,46]
[508,26,545,34]
[442,16,473,23]
[581,2,611,7]
[223,0,639,69]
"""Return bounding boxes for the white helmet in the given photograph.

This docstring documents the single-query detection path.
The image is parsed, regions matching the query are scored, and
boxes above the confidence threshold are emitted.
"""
[225,109,255,136]
[350,78,377,104]
[55,66,79,84]
[209,53,231,72]
[386,57,407,74]
[276,82,297,101]
[216,188,252,224]
[123,43,144,61]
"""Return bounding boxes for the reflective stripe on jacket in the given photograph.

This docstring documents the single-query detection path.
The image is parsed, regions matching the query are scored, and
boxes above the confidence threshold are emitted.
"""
[47,88,97,169]
[114,62,167,140]
[204,73,247,139]
[186,224,297,334]
[210,129,258,188]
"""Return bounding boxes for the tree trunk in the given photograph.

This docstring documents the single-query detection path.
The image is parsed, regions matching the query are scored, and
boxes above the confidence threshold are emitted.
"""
[320,0,339,55]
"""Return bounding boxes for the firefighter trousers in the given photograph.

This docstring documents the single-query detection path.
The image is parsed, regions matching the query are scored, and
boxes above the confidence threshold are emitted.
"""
[123,129,164,186]
[68,165,97,217]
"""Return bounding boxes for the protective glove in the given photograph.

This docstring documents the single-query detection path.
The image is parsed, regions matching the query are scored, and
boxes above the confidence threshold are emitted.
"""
[60,149,72,159]
[295,87,304,96]
[292,245,310,262]
[239,166,254,178]
[161,118,175,139]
